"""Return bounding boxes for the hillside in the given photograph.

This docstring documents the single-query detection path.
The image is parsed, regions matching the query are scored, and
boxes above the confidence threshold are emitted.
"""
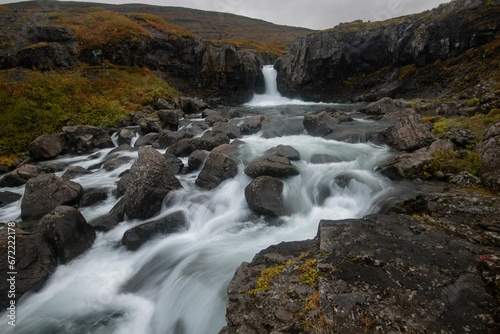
[4,1,313,54]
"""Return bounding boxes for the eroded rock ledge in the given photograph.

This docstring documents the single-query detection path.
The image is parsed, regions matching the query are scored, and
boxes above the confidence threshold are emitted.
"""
[221,211,500,333]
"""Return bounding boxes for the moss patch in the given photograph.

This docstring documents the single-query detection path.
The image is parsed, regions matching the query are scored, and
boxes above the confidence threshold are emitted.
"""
[249,264,286,296]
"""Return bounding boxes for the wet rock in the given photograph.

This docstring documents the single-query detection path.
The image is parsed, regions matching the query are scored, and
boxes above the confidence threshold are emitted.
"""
[124,147,182,220]
[29,133,68,160]
[0,191,22,207]
[360,97,412,116]
[158,129,191,149]
[212,122,242,139]
[378,150,432,180]
[62,125,114,153]
[167,131,230,157]
[303,111,341,137]
[222,214,497,333]
[244,176,286,217]
[89,199,126,232]
[115,172,132,198]
[164,153,184,175]
[21,174,83,220]
[265,145,301,161]
[117,128,135,146]
[449,171,481,187]
[195,151,240,190]
[0,227,56,309]
[188,150,208,170]
[80,189,108,207]
[0,164,40,187]
[244,154,299,178]
[121,211,187,251]
[138,116,162,135]
[205,114,229,126]
[61,166,92,180]
[102,156,133,171]
[157,109,184,131]
[241,115,270,135]
[478,121,500,190]
[177,96,208,114]
[382,112,434,151]
[134,132,159,147]
[39,206,96,263]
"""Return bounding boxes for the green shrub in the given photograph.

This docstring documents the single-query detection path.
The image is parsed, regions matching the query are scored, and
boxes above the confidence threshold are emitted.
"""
[426,148,482,176]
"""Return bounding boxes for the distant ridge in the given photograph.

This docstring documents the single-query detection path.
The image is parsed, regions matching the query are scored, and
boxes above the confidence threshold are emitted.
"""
[4,1,313,45]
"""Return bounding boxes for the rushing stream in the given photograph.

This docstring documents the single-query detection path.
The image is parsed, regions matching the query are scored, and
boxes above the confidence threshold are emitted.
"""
[1,66,405,334]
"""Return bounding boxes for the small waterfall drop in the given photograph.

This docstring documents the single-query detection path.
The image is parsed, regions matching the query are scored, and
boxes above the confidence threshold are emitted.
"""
[245,65,327,107]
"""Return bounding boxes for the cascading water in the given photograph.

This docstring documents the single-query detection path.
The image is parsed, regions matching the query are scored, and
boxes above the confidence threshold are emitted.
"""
[0,68,400,334]
[245,65,327,107]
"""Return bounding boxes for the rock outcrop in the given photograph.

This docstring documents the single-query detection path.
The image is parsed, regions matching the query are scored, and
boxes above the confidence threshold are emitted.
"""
[276,0,500,101]
[124,147,182,220]
[39,206,96,263]
[21,174,83,219]
[221,213,498,333]
[478,121,500,190]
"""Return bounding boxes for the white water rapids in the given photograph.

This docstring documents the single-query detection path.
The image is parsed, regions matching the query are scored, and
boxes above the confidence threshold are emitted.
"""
[0,66,403,334]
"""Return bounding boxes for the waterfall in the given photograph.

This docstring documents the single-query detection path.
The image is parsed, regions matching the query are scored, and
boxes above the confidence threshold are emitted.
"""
[0,105,399,334]
[245,65,328,107]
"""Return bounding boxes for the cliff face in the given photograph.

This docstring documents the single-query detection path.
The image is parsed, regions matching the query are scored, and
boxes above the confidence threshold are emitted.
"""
[276,0,500,102]
[0,11,264,104]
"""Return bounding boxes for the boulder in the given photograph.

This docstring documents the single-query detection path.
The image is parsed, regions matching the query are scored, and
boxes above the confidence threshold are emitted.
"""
[0,164,40,187]
[0,191,22,208]
[134,132,159,147]
[80,188,108,207]
[167,131,230,157]
[205,114,229,126]
[157,109,184,131]
[21,174,83,219]
[164,153,184,175]
[382,112,434,151]
[62,125,113,153]
[360,97,412,116]
[117,128,136,146]
[443,127,476,148]
[0,227,56,309]
[158,129,191,149]
[377,150,432,180]
[244,154,299,178]
[303,111,341,137]
[244,176,286,217]
[449,171,481,187]
[39,206,96,263]
[89,199,126,232]
[101,156,133,171]
[478,121,500,190]
[121,211,187,251]
[188,150,208,170]
[195,151,240,190]
[177,96,208,114]
[241,115,270,135]
[265,145,301,161]
[124,147,182,219]
[137,116,162,135]
[61,166,92,180]
[212,122,242,139]
[29,133,67,160]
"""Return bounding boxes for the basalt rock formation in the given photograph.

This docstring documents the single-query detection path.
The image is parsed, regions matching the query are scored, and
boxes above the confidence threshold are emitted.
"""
[276,0,500,102]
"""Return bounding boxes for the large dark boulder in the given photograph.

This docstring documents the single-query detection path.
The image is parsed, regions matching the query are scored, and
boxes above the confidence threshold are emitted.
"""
[241,115,270,135]
[18,43,74,70]
[39,206,96,263]
[221,213,497,333]
[157,109,184,131]
[62,125,114,153]
[478,121,500,190]
[121,211,187,251]
[212,122,242,139]
[29,133,68,160]
[244,176,286,217]
[244,154,299,178]
[265,145,301,161]
[124,147,182,220]
[195,151,240,190]
[21,174,83,220]
[167,131,230,157]
[0,164,40,187]
[61,166,92,180]
[0,227,56,309]
[89,199,126,232]
[381,112,434,151]
[303,111,341,137]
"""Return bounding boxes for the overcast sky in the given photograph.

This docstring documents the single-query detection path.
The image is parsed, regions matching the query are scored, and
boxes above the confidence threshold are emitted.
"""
[1,0,452,29]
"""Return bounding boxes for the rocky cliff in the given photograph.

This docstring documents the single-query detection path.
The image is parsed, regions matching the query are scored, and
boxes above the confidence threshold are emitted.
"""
[0,10,264,104]
[276,0,500,102]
